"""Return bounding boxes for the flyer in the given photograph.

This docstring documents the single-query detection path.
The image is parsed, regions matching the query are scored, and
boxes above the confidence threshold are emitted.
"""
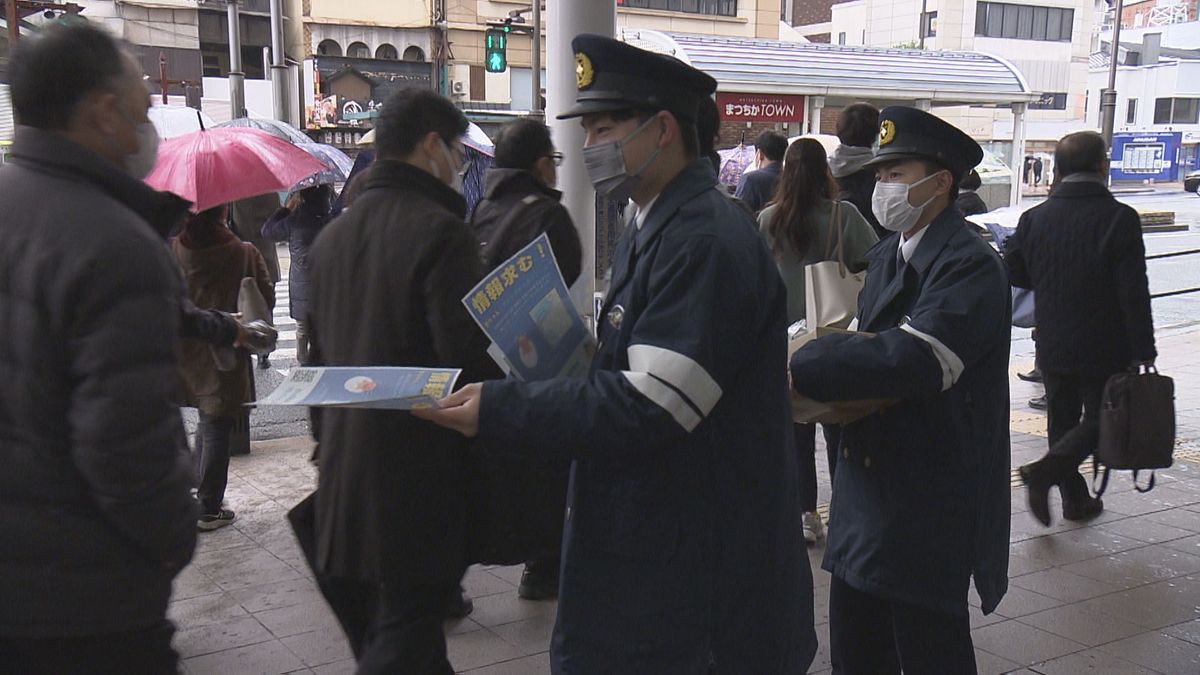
[256,367,461,409]
[463,232,593,381]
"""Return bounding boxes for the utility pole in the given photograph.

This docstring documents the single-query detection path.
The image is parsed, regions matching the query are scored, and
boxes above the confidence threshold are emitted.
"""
[268,0,288,123]
[531,1,541,116]
[1100,0,1125,149]
[5,0,18,48]
[227,0,246,119]
[919,0,928,49]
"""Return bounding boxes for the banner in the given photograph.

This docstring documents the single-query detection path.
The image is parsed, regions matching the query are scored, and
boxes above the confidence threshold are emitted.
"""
[716,92,805,122]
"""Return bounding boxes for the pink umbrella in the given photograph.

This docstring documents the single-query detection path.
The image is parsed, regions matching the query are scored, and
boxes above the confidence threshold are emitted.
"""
[145,127,326,213]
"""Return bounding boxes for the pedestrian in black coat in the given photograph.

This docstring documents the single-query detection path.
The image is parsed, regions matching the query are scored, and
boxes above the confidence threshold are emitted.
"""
[735,130,787,213]
[262,184,333,364]
[0,24,197,672]
[1007,131,1156,526]
[304,89,499,671]
[956,169,989,217]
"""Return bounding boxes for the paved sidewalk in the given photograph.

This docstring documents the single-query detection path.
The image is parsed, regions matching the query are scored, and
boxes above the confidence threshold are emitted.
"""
[173,328,1200,674]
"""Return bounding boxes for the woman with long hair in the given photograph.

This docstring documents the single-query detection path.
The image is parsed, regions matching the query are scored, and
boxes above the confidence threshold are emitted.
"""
[759,138,878,545]
[174,206,275,531]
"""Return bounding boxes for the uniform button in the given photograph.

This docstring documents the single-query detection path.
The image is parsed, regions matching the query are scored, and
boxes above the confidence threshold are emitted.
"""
[565,507,572,521]
[842,447,850,459]
[864,456,872,469]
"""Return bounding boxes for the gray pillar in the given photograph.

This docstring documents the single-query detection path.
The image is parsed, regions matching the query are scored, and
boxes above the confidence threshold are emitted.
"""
[227,1,246,119]
[1010,102,1027,207]
[810,96,825,134]
[547,0,615,316]
[1100,0,1124,148]
[532,0,542,116]
[269,0,290,123]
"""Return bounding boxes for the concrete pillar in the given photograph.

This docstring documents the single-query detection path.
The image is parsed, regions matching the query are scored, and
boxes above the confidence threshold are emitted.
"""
[810,96,825,134]
[547,0,616,316]
[269,0,290,124]
[1010,102,1027,207]
[915,98,932,112]
[227,1,246,119]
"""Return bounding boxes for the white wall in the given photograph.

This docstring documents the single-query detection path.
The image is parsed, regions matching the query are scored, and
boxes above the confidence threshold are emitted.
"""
[1086,59,1200,133]
[77,0,200,50]
[831,0,867,45]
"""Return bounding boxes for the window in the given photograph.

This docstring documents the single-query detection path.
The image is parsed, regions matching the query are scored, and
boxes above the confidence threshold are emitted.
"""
[375,44,398,60]
[1127,98,1138,124]
[975,2,1073,42]
[838,31,847,45]
[202,53,222,78]
[1155,98,1200,124]
[619,0,738,18]
[921,11,938,38]
[317,39,342,57]
[403,46,426,62]
[348,42,371,59]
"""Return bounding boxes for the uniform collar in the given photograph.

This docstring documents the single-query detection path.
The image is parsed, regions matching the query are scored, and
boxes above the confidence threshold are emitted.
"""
[634,194,659,230]
[903,204,965,275]
[634,159,718,253]
[898,223,929,263]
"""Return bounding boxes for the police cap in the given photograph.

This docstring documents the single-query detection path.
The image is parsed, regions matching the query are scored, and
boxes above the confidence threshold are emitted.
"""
[558,34,718,123]
[866,106,984,181]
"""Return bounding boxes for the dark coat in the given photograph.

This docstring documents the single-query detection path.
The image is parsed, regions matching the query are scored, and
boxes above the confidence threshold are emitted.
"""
[734,161,781,213]
[836,166,885,238]
[471,168,583,287]
[231,193,283,283]
[0,127,197,637]
[1005,180,1156,376]
[306,160,498,584]
[956,190,989,217]
[263,198,331,321]
[478,160,816,672]
[173,229,274,417]
[790,206,1012,616]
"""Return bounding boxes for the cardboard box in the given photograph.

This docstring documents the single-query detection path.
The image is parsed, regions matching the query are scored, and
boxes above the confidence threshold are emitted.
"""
[788,327,899,424]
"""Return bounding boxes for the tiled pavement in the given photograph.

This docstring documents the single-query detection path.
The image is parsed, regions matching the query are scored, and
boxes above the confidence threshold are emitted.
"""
[174,327,1200,674]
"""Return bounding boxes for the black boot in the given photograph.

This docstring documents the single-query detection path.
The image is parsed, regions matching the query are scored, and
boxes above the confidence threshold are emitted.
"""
[1019,462,1055,527]
[444,585,473,619]
[1061,474,1104,521]
[518,558,560,601]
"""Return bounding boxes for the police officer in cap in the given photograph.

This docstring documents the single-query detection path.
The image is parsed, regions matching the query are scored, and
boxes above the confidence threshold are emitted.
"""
[416,34,816,673]
[789,106,1011,672]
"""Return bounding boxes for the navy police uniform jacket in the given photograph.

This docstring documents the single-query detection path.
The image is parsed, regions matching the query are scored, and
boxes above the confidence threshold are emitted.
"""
[790,206,1011,616]
[478,160,817,673]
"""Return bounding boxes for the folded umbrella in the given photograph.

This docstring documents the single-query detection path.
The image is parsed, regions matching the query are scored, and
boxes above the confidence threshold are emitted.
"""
[145,127,326,213]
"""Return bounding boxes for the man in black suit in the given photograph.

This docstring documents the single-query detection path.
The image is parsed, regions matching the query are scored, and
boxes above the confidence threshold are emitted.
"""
[735,130,787,213]
[1006,131,1157,526]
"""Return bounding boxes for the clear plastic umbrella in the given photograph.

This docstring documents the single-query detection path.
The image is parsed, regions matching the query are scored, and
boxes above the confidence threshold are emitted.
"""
[215,117,311,145]
[148,104,216,139]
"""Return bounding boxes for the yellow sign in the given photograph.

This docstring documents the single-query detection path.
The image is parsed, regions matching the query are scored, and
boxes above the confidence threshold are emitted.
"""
[575,52,595,90]
[879,120,896,146]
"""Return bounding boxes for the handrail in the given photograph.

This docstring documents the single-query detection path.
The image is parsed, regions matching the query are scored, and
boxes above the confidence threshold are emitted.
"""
[1146,248,1200,261]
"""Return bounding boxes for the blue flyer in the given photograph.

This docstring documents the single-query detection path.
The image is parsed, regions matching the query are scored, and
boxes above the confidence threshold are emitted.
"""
[463,232,593,381]
[256,367,461,409]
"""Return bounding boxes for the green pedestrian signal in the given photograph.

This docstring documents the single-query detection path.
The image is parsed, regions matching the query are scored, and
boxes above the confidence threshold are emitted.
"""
[485,27,508,73]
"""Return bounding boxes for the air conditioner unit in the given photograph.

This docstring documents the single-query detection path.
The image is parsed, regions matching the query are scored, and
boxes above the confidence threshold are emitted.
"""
[451,80,467,97]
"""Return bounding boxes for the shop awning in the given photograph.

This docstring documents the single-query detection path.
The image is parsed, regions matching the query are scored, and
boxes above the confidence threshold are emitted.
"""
[620,30,1038,107]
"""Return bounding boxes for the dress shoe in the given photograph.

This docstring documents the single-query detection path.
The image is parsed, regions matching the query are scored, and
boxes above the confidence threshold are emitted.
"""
[1018,368,1043,383]
[1063,495,1104,521]
[518,561,560,601]
[1019,463,1054,527]
[1029,395,1047,411]
[445,586,474,619]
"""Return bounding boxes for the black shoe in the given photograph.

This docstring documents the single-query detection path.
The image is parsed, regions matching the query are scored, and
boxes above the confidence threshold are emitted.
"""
[1063,495,1104,521]
[1019,464,1053,527]
[1029,395,1048,411]
[257,355,271,370]
[197,508,236,531]
[445,586,473,619]
[518,563,560,601]
[1018,368,1043,383]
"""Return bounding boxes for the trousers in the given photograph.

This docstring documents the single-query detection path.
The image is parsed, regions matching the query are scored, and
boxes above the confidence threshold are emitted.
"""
[1042,371,1109,499]
[828,577,975,674]
[794,423,842,512]
[0,620,178,675]
[194,411,234,513]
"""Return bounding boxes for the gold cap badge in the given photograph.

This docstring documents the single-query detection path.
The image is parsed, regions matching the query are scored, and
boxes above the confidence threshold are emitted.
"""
[879,120,896,146]
[575,52,595,90]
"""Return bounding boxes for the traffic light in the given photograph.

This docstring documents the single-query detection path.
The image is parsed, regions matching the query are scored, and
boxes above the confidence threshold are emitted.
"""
[485,26,509,73]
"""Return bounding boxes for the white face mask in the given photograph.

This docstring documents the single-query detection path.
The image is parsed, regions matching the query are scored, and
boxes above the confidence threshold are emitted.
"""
[871,171,942,233]
[126,121,160,180]
[436,139,467,194]
[582,116,661,204]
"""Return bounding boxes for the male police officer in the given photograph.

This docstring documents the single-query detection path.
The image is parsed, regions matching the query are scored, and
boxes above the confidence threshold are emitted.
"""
[416,35,816,673]
[790,107,1011,672]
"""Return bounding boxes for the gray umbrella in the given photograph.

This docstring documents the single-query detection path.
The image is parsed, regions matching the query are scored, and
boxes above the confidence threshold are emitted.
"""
[215,117,311,145]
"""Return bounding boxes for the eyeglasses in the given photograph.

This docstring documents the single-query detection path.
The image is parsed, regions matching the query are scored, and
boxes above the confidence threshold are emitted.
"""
[550,152,564,167]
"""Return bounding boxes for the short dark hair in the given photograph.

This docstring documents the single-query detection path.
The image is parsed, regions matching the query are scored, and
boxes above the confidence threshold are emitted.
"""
[1055,131,1108,180]
[836,103,881,148]
[609,108,700,159]
[494,119,554,172]
[374,88,468,160]
[755,131,788,162]
[697,96,720,157]
[961,169,982,191]
[9,21,130,131]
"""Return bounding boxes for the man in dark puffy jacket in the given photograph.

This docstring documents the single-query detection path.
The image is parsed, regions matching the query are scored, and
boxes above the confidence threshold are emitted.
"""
[470,119,581,601]
[472,118,583,287]
[0,23,197,672]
